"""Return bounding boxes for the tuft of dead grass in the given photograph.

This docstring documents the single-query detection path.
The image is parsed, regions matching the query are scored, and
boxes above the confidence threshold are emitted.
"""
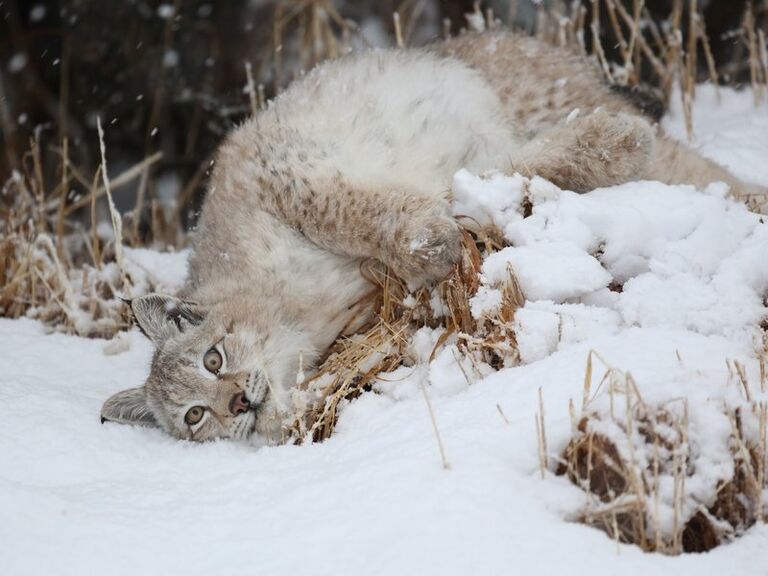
[556,353,768,554]
[285,223,524,443]
[0,132,175,338]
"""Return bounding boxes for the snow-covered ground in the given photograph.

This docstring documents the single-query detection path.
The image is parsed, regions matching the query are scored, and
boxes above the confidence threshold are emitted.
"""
[2,86,767,575]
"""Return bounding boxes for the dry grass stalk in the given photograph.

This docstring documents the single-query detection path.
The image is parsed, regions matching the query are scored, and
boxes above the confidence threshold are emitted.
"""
[625,0,645,85]
[257,83,267,110]
[760,328,767,394]
[590,0,614,84]
[62,152,162,216]
[698,15,721,102]
[680,50,695,140]
[54,137,69,257]
[759,29,768,105]
[272,0,359,91]
[273,1,284,94]
[575,0,729,139]
[733,359,752,402]
[419,373,451,469]
[96,117,127,291]
[90,165,102,269]
[744,2,765,106]
[536,386,549,478]
[485,7,496,31]
[244,61,258,116]
[603,0,629,60]
[617,3,667,86]
[687,0,698,100]
[573,4,587,56]
[393,11,404,48]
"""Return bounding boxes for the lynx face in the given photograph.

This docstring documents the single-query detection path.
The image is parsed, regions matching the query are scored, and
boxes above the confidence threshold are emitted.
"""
[101,295,285,442]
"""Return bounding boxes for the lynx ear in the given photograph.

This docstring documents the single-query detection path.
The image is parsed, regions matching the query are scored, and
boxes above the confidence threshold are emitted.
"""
[127,294,207,343]
[101,386,158,427]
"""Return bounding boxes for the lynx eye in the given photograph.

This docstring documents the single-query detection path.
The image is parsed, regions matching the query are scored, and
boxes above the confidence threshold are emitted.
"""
[184,406,205,426]
[203,348,223,373]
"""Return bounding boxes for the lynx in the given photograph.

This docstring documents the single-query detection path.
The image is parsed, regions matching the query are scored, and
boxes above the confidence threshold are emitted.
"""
[101,31,763,442]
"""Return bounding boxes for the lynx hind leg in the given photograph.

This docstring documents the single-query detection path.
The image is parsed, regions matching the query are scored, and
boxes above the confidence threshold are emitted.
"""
[512,110,655,192]
[650,136,768,207]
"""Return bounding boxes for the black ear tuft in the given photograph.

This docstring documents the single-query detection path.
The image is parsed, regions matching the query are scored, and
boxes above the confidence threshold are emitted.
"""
[128,294,207,343]
[101,386,159,428]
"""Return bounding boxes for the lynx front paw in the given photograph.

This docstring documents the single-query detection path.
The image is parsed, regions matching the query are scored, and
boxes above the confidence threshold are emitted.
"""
[388,215,462,284]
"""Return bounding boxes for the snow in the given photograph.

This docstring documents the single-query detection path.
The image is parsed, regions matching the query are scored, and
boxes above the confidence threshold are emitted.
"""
[2,86,768,575]
[664,84,768,186]
[29,5,46,22]
[163,49,180,68]
[157,4,176,19]
[452,168,526,230]
[124,247,190,294]
[2,321,766,575]
[480,242,612,301]
[7,52,27,74]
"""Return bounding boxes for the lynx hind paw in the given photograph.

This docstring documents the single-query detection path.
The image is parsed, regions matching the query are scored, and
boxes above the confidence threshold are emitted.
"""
[585,110,654,175]
[390,215,462,284]
[606,111,653,154]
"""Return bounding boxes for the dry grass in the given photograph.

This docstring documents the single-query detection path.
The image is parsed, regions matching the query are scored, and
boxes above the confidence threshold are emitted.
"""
[285,224,524,443]
[533,0,768,142]
[0,131,176,337]
[555,353,768,554]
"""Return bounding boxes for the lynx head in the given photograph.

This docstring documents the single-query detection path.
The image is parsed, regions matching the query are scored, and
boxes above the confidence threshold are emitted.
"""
[101,294,293,443]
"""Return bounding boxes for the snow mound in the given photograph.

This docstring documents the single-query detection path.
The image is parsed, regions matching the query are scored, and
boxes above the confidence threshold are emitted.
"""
[457,174,767,355]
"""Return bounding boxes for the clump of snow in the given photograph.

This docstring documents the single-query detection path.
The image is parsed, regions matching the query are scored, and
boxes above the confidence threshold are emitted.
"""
[480,242,612,302]
[157,3,176,19]
[465,11,486,33]
[514,302,622,363]
[7,52,27,73]
[29,5,46,22]
[452,169,526,230]
[123,247,189,295]
[163,49,179,68]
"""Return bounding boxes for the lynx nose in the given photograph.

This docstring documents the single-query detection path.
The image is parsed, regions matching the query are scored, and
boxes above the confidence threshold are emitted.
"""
[229,392,251,416]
